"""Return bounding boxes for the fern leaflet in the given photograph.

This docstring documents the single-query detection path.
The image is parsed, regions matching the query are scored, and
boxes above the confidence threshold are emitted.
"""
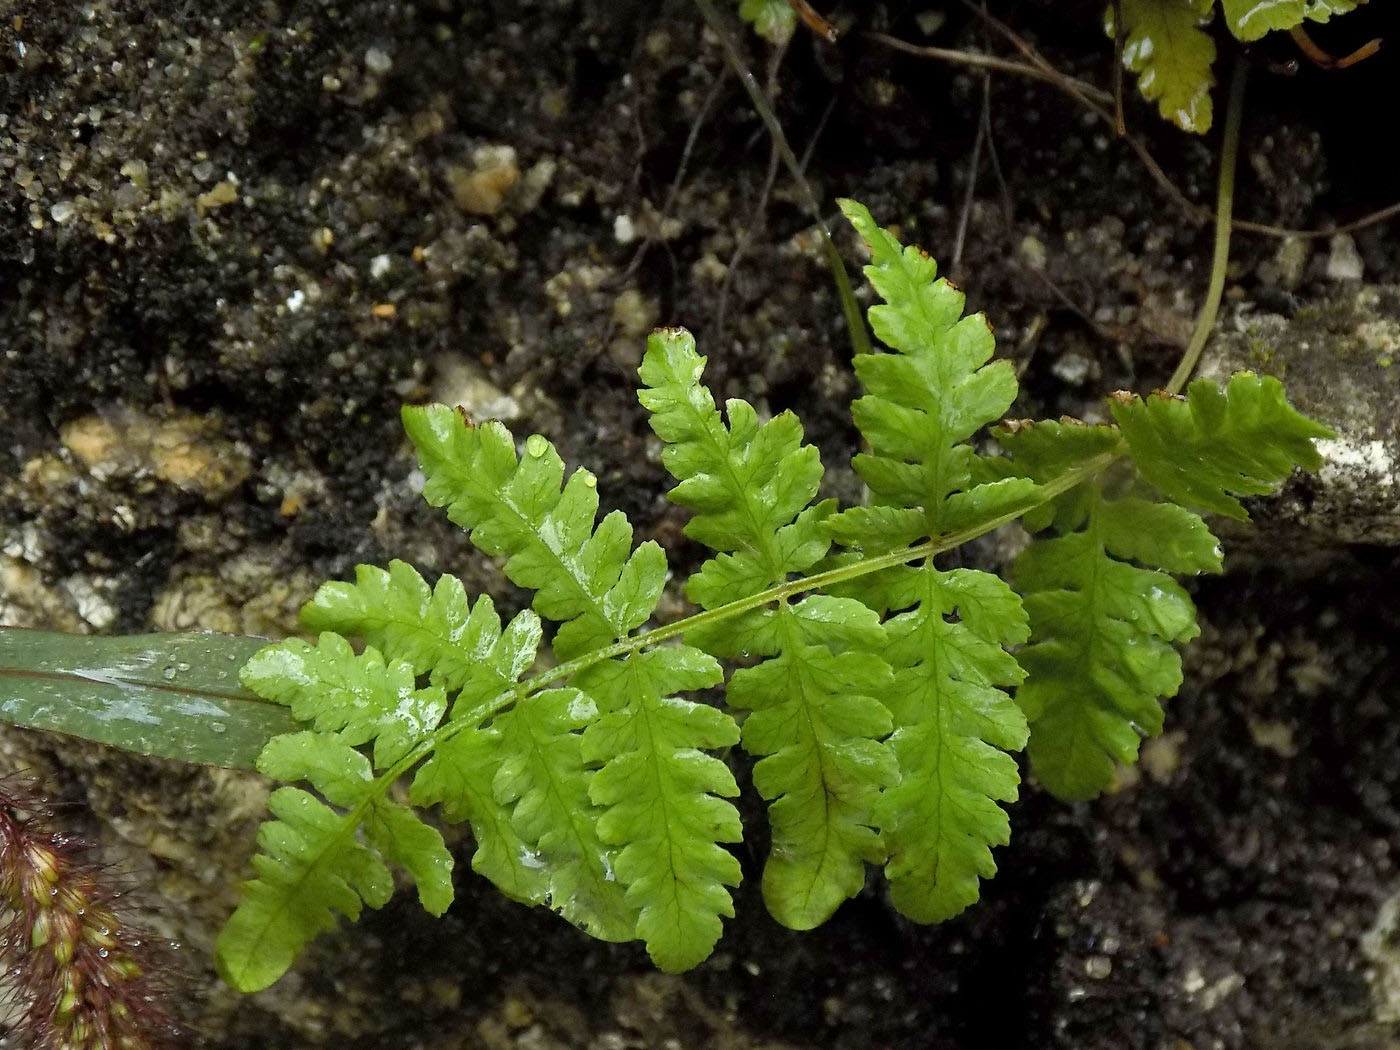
[823,199,1034,921]
[1001,376,1333,799]
[404,404,742,971]
[640,329,896,930]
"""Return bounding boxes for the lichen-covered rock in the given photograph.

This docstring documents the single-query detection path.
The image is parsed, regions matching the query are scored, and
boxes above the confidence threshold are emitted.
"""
[1202,286,1400,545]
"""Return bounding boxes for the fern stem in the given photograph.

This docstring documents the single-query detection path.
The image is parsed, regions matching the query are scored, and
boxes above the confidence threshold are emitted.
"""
[691,0,872,359]
[1167,58,1246,395]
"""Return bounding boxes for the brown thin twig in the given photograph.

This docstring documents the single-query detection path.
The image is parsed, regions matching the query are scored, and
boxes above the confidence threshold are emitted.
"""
[980,77,1014,225]
[865,31,1113,105]
[693,0,871,357]
[786,0,837,42]
[959,1,1207,222]
[952,73,990,268]
[1289,25,1383,69]
[1233,200,1400,239]
[1337,37,1383,69]
[891,5,1210,225]
[661,69,728,220]
[1110,0,1126,135]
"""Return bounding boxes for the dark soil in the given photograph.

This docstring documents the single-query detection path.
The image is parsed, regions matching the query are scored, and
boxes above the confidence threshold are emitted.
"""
[3,2,1399,1047]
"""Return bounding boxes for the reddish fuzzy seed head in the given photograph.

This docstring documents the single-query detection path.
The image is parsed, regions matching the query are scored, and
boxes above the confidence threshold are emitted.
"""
[0,776,181,1050]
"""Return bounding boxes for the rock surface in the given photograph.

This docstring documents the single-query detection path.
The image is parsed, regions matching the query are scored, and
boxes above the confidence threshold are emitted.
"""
[1203,288,1400,545]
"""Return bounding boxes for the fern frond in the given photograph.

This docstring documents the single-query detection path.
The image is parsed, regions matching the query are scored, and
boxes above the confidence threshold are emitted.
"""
[216,731,451,993]
[1110,373,1334,520]
[402,405,668,659]
[394,597,622,925]
[1006,487,1209,800]
[737,0,796,43]
[1222,0,1367,41]
[874,567,1028,920]
[639,329,897,929]
[825,201,1034,920]
[301,559,489,693]
[211,197,1334,991]
[1110,0,1216,133]
[408,719,548,906]
[1000,374,1331,800]
[405,404,744,966]
[489,687,637,940]
[226,597,560,989]
[579,646,739,971]
[828,199,1036,545]
[240,634,446,770]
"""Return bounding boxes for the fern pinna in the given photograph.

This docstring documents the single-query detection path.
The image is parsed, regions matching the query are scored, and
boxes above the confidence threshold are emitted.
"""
[217,200,1331,991]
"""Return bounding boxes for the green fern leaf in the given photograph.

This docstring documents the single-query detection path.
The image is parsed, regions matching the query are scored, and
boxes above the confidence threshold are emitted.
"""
[302,560,490,693]
[363,798,455,916]
[220,729,451,993]
[1008,487,1207,800]
[875,567,1028,920]
[1110,0,1216,133]
[829,201,1034,920]
[408,721,548,905]
[726,595,895,928]
[1000,375,1331,800]
[738,0,796,43]
[1222,0,1367,40]
[217,786,392,992]
[490,687,637,940]
[1111,373,1335,520]
[405,403,743,964]
[830,199,1034,543]
[640,328,897,930]
[579,646,738,971]
[241,634,445,770]
[402,405,668,660]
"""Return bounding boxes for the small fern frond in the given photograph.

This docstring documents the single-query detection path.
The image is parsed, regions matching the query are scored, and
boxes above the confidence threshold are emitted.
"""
[1221,0,1366,41]
[215,725,457,997]
[578,646,739,971]
[402,405,668,659]
[639,328,829,600]
[489,688,637,940]
[361,593,634,937]
[639,329,897,930]
[240,634,446,770]
[825,202,1035,920]
[1110,374,1334,520]
[217,784,387,992]
[999,374,1331,800]
[728,595,896,928]
[301,559,490,693]
[404,400,744,962]
[407,721,548,906]
[218,690,454,993]
[1109,0,1216,134]
[874,567,1028,921]
[1005,487,1209,800]
[737,0,796,43]
[828,199,1035,546]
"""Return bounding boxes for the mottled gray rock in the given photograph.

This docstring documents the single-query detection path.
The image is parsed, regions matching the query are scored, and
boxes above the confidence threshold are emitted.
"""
[1202,286,1400,545]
